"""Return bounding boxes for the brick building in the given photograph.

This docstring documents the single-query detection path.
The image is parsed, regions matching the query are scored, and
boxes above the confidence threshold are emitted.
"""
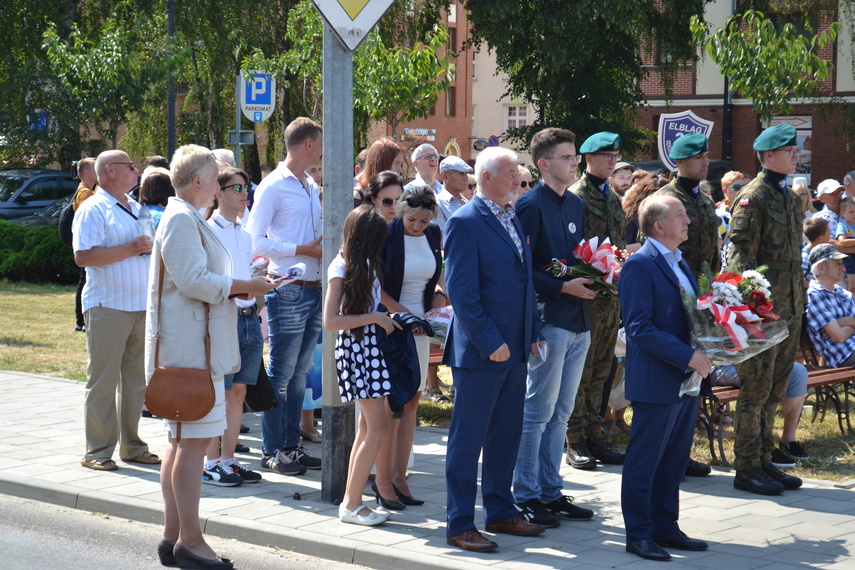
[639,0,855,186]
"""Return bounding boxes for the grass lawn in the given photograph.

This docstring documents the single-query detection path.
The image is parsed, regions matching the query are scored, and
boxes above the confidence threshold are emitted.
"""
[2,280,853,482]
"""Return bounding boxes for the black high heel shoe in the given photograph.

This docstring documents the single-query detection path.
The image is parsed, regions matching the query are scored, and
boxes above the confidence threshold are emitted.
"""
[371,480,406,510]
[393,483,425,506]
[173,544,234,569]
[157,539,177,566]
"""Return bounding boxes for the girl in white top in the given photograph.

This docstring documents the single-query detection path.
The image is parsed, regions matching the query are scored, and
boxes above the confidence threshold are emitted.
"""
[324,205,401,526]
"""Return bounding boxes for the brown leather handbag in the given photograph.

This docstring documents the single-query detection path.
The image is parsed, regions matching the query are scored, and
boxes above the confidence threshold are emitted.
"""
[145,254,215,429]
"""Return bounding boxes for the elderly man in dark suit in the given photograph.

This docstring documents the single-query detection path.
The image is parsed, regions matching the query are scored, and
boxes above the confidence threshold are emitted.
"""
[443,146,546,553]
[619,194,712,562]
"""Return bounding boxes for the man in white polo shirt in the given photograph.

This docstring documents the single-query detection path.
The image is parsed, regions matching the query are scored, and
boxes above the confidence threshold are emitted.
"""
[73,149,159,471]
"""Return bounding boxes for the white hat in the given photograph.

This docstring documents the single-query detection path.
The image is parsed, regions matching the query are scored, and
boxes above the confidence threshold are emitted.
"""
[817,179,844,197]
[792,176,808,188]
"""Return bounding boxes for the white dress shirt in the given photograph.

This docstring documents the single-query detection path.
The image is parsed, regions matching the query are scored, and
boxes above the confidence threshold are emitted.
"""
[647,237,694,293]
[72,189,150,312]
[246,162,322,280]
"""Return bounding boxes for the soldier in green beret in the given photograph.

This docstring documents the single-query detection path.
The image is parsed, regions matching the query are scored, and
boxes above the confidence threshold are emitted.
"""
[729,124,804,495]
[654,133,721,276]
[566,132,626,469]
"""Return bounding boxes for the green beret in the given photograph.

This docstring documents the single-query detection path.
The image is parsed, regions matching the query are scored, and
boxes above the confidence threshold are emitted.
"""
[669,133,708,160]
[579,132,621,154]
[753,125,797,151]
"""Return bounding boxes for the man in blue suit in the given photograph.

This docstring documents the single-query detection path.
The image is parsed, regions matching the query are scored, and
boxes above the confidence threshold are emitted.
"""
[443,146,546,552]
[619,195,712,562]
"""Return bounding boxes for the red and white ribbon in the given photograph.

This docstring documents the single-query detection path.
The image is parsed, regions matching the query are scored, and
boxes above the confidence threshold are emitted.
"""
[697,295,749,352]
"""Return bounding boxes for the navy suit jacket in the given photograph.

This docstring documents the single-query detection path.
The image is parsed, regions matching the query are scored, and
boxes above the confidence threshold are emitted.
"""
[619,239,698,404]
[379,217,443,313]
[442,194,541,368]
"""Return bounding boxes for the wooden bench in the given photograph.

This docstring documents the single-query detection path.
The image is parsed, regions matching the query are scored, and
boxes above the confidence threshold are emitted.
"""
[699,332,855,465]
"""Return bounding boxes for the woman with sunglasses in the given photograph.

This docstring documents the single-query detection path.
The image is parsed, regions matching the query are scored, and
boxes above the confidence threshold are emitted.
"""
[373,185,447,509]
[363,170,405,222]
[354,138,406,206]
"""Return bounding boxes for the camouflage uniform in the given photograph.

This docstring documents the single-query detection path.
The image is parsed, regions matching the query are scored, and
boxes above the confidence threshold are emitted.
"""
[655,178,721,277]
[729,171,804,471]
[566,173,626,442]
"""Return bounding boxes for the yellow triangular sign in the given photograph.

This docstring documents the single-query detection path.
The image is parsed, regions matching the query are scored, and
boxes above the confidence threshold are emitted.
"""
[338,0,370,20]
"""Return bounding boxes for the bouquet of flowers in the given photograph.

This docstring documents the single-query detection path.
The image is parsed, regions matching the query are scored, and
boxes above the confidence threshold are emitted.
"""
[547,237,628,297]
[679,261,789,396]
[424,305,453,347]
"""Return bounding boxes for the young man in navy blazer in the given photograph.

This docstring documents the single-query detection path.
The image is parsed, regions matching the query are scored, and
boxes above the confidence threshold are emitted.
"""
[619,195,712,562]
[442,146,546,552]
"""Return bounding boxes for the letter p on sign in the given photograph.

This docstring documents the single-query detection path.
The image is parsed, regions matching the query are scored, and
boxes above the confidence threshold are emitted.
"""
[245,74,272,105]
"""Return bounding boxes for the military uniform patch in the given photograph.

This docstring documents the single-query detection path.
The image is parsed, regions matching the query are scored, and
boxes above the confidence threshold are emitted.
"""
[739,198,750,206]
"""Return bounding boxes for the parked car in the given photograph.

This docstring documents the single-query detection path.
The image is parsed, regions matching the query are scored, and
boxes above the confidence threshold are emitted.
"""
[628,159,734,202]
[9,193,74,228]
[0,168,77,220]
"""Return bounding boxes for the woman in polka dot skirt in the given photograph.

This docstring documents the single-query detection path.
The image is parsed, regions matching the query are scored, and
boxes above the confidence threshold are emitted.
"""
[323,205,402,526]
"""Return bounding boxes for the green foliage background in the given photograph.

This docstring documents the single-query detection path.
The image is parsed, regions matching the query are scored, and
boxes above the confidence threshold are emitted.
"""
[0,221,78,284]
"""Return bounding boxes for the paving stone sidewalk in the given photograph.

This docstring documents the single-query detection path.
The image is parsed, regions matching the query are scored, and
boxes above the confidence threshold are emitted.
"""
[1,371,854,569]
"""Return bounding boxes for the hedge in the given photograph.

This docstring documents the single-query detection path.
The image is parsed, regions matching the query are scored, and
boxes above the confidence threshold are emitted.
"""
[0,220,79,284]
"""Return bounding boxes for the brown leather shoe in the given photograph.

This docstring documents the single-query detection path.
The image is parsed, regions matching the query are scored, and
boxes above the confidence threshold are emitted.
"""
[484,514,546,536]
[446,529,498,552]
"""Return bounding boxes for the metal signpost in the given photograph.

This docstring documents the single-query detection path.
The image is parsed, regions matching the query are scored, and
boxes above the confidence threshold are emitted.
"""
[311,0,395,503]
[234,71,275,168]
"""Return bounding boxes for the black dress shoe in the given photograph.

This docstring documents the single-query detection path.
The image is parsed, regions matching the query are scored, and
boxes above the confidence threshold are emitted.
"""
[393,483,424,506]
[586,436,625,465]
[653,530,709,551]
[240,424,250,434]
[157,539,177,566]
[762,462,803,490]
[566,442,597,470]
[234,443,250,453]
[626,539,671,561]
[173,544,233,569]
[734,466,785,495]
[685,458,711,477]
[371,481,405,510]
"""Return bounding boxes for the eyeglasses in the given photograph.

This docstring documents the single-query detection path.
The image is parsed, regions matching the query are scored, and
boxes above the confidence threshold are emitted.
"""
[221,183,249,193]
[777,147,801,157]
[468,184,476,190]
[109,162,138,171]
[405,197,436,210]
[418,154,439,162]
[594,152,622,162]
[380,197,396,207]
[727,183,744,191]
[546,154,582,165]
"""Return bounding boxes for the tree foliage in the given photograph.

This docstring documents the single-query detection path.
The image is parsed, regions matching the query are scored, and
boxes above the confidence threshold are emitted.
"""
[464,0,712,155]
[690,10,840,124]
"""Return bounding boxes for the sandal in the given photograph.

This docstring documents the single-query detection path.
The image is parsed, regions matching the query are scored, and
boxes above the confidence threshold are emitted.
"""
[81,458,118,471]
[613,419,631,435]
[300,428,322,444]
[122,451,162,465]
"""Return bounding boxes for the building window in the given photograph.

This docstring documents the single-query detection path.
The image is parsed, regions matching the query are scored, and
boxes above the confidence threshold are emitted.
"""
[446,86,457,117]
[472,51,476,80]
[448,3,457,23]
[471,105,477,136]
[507,105,528,130]
[448,27,457,54]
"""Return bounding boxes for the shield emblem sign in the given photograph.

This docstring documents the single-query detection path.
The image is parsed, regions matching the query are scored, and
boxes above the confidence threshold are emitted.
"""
[657,111,715,172]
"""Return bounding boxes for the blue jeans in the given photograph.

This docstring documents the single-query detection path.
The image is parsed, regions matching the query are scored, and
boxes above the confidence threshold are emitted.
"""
[513,326,591,503]
[224,313,263,390]
[261,284,323,455]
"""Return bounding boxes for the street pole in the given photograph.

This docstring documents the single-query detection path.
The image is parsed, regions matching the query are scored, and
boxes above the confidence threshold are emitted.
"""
[166,0,175,160]
[321,21,354,504]
[235,74,242,169]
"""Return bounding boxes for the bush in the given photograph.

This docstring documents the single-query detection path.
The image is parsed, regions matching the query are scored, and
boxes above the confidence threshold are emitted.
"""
[0,221,78,284]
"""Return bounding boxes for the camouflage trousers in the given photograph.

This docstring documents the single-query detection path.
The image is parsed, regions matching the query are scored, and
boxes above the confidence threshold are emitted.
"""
[733,314,802,471]
[566,294,621,443]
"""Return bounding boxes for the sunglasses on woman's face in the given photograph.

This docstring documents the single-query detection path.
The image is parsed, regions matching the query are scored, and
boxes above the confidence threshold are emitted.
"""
[380,197,395,207]
[468,184,476,190]
[405,197,436,209]
[221,183,249,193]
[519,180,532,188]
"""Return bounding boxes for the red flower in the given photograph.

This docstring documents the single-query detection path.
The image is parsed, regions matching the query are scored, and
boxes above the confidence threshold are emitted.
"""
[749,290,768,306]
[714,272,743,286]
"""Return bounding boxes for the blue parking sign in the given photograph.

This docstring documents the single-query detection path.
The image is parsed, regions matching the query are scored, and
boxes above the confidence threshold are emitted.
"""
[245,74,273,105]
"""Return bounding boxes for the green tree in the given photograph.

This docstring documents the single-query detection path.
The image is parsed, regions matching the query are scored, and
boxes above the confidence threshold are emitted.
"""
[690,10,841,124]
[464,0,711,155]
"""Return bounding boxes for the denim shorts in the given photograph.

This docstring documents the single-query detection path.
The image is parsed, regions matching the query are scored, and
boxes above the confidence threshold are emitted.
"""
[224,312,264,390]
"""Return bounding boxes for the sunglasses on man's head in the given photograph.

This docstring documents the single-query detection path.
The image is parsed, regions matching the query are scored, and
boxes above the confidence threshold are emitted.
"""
[405,197,436,210]
[221,183,249,193]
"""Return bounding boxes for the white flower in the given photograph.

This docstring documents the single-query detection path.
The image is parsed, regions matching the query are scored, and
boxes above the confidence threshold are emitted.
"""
[712,281,742,306]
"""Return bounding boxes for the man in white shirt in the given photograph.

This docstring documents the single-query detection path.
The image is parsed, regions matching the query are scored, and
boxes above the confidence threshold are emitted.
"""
[405,144,443,194]
[203,167,264,486]
[247,117,324,474]
[73,150,159,471]
[436,156,473,231]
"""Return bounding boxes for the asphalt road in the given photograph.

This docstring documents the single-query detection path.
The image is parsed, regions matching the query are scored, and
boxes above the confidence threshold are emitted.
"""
[0,494,360,570]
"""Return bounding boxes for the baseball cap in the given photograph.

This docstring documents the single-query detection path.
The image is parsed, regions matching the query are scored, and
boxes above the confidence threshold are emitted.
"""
[792,176,808,188]
[613,161,632,173]
[817,179,844,197]
[439,156,474,174]
[808,243,848,266]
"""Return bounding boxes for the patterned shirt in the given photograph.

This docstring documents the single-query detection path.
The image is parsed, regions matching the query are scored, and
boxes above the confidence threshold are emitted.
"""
[806,280,855,367]
[477,191,523,260]
[816,206,842,233]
